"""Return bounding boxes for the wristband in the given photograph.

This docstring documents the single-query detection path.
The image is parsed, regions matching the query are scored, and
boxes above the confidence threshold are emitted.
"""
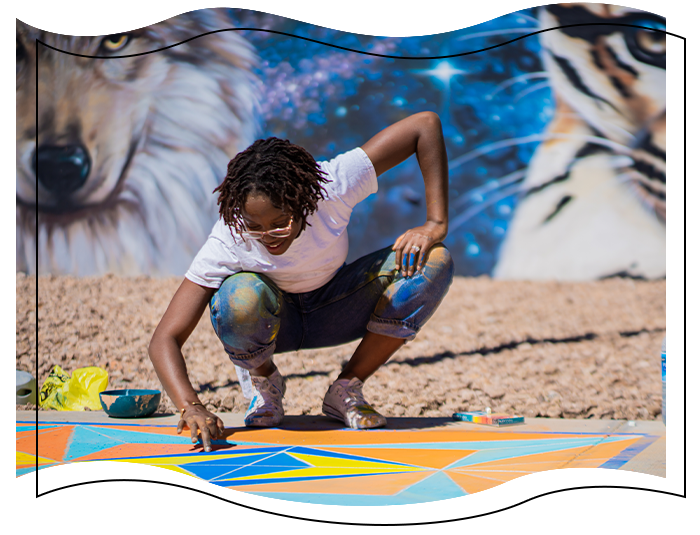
[180,401,205,416]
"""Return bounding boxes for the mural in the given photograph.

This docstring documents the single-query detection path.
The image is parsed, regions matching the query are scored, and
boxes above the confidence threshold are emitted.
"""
[16,3,666,279]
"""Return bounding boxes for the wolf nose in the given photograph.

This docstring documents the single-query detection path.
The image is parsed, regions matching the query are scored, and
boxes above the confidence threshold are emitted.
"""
[32,144,91,196]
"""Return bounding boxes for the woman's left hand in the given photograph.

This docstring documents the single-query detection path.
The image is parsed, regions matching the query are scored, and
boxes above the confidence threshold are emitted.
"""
[392,221,447,277]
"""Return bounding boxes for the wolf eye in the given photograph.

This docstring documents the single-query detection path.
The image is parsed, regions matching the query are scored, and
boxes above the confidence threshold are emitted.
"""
[100,34,131,53]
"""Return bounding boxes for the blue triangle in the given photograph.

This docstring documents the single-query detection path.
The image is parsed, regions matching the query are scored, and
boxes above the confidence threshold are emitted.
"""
[182,452,275,468]
[202,451,317,482]
[217,472,379,488]
[197,463,300,482]
[248,452,312,468]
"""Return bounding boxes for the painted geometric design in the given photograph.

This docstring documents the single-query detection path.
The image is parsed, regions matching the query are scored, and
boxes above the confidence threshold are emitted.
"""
[17,420,659,505]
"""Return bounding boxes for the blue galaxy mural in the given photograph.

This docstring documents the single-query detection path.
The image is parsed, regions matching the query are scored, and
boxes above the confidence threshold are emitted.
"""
[16,4,666,279]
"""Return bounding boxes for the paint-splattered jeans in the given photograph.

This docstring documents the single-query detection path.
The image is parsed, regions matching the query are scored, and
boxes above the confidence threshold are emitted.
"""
[209,244,455,370]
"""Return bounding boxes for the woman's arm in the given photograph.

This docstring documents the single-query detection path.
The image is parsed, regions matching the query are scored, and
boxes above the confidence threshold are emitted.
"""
[148,278,222,451]
[360,111,449,277]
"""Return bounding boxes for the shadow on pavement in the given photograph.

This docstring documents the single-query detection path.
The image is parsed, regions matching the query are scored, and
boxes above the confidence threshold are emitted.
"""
[221,415,456,434]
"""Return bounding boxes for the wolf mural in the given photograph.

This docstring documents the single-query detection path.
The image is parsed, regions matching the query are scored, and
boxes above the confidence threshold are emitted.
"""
[16,9,259,276]
[16,4,666,280]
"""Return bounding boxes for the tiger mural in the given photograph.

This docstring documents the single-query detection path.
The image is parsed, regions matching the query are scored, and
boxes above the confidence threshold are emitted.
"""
[493,3,666,280]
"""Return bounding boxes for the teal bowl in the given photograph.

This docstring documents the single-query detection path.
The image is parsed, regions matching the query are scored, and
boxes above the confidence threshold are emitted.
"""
[100,389,161,418]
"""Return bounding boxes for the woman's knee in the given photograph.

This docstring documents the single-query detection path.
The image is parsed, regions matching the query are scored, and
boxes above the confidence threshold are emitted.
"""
[371,244,454,334]
[421,243,455,291]
[209,272,282,355]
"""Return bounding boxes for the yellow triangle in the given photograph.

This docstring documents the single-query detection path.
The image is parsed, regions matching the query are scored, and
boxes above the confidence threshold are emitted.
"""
[220,466,425,482]
[290,452,420,470]
[152,465,200,478]
[16,452,56,465]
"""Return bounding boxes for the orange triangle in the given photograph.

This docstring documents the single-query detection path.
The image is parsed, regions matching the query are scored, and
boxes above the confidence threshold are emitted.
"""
[16,429,42,440]
[226,470,435,495]
[445,469,524,494]
[450,445,594,472]
[322,447,477,470]
[16,425,74,462]
[563,438,640,468]
[103,425,186,436]
[72,442,203,461]
[230,427,594,447]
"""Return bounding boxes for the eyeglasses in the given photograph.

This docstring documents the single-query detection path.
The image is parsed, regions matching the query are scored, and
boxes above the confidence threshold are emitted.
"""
[241,216,294,240]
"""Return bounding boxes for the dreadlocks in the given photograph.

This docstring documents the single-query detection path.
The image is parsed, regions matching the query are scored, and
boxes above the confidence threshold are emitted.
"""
[214,137,330,235]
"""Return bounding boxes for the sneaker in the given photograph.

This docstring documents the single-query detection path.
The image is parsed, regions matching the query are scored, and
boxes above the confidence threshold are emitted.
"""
[244,368,286,427]
[322,377,386,429]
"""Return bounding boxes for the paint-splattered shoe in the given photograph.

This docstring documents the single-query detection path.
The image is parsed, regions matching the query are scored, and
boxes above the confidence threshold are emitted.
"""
[244,368,286,427]
[322,377,386,429]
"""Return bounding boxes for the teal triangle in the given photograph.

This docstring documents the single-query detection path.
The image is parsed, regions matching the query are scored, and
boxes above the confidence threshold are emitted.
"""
[17,466,37,477]
[17,424,58,432]
[64,425,206,461]
[394,471,467,501]
[446,436,632,468]
[83,426,202,444]
[64,426,126,460]
[247,472,467,506]
[65,425,238,460]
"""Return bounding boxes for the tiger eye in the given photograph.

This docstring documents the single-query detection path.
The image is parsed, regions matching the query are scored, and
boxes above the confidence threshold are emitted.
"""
[636,29,665,55]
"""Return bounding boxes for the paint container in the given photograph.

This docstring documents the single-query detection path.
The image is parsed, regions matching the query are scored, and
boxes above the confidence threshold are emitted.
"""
[453,411,524,426]
[100,389,161,418]
[16,370,37,405]
[661,336,666,426]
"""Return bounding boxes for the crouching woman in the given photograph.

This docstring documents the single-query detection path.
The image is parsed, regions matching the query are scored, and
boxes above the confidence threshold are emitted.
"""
[149,112,455,451]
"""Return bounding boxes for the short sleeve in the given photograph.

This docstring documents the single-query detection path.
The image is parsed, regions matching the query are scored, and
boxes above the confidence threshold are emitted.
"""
[318,147,378,208]
[185,231,241,289]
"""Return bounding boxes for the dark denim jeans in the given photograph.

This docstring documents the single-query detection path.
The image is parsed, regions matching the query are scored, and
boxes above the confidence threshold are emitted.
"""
[209,244,455,370]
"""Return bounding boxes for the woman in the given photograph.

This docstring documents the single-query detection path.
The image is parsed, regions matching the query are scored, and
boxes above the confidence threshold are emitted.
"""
[149,111,455,451]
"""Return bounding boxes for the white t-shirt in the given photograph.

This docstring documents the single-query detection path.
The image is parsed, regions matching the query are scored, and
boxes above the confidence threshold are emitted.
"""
[185,147,378,293]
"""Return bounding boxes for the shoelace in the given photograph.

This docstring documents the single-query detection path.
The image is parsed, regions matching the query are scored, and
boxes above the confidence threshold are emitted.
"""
[342,382,368,407]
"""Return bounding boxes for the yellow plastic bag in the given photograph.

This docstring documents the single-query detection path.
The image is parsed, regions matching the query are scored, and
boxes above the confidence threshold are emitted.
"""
[39,365,109,411]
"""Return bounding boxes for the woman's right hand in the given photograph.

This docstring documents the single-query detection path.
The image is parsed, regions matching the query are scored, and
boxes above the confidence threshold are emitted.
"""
[177,404,226,452]
[149,279,220,451]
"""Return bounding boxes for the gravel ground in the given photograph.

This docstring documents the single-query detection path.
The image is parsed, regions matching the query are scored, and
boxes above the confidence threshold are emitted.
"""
[16,273,666,421]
